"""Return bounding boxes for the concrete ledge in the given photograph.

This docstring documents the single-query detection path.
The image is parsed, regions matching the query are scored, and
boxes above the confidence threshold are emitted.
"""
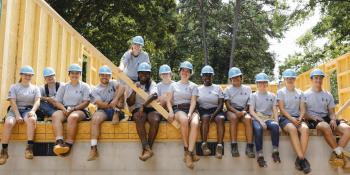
[0,121,322,142]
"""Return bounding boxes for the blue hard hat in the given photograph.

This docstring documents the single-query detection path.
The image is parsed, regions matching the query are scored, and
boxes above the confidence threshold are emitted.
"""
[20,65,35,75]
[200,65,214,76]
[310,68,325,78]
[132,36,144,46]
[98,65,112,75]
[68,64,82,72]
[228,67,242,78]
[43,67,55,77]
[137,62,151,72]
[179,61,193,70]
[255,72,269,82]
[159,64,172,74]
[282,69,297,78]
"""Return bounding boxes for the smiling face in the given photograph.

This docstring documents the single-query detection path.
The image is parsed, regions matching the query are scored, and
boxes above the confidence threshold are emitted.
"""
[20,73,33,83]
[284,77,296,88]
[230,76,242,87]
[138,71,151,84]
[311,75,323,90]
[257,81,268,92]
[44,75,56,84]
[99,74,111,85]
[180,68,191,80]
[201,73,213,86]
[160,73,172,82]
[69,71,81,82]
[131,44,142,56]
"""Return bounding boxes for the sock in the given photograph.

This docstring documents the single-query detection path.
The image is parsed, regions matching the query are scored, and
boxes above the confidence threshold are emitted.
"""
[27,140,34,145]
[65,141,73,147]
[217,143,223,147]
[55,136,64,141]
[273,146,278,152]
[257,150,263,157]
[184,147,189,151]
[231,141,237,144]
[2,144,8,149]
[334,147,343,155]
[91,139,97,146]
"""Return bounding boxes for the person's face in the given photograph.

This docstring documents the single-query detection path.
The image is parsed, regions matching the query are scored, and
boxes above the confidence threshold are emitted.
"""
[180,68,191,80]
[44,75,56,84]
[284,77,295,87]
[160,73,172,82]
[230,76,242,87]
[21,73,33,83]
[202,73,213,86]
[311,75,323,89]
[131,44,142,56]
[69,71,81,81]
[138,71,151,84]
[257,81,268,91]
[99,74,111,85]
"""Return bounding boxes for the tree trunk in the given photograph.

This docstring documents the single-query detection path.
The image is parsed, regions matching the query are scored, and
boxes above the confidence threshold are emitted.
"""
[229,0,242,71]
[198,0,209,65]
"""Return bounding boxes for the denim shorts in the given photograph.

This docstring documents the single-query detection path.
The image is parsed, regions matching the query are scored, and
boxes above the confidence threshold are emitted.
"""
[97,109,125,121]
[278,115,299,129]
[38,101,57,117]
[6,108,32,118]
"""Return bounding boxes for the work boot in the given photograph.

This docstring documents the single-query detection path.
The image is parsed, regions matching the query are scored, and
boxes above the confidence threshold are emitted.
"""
[342,154,350,169]
[245,143,255,158]
[300,158,311,174]
[215,144,223,159]
[139,146,153,161]
[184,151,194,169]
[272,151,281,163]
[24,144,34,159]
[257,156,267,167]
[329,151,344,167]
[87,146,99,161]
[201,142,211,156]
[0,148,9,165]
[231,143,239,157]
[53,139,70,156]
[295,157,302,171]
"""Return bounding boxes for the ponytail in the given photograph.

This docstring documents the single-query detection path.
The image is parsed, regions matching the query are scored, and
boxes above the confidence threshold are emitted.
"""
[18,77,22,83]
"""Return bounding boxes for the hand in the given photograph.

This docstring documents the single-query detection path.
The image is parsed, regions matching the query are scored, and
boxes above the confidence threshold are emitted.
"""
[28,111,36,118]
[290,117,301,127]
[187,113,193,120]
[63,109,69,117]
[330,119,337,131]
[109,100,118,108]
[116,67,122,73]
[168,112,175,122]
[15,115,24,124]
[209,114,215,122]
[259,120,267,130]
[236,111,245,118]
[314,116,324,122]
[135,82,141,88]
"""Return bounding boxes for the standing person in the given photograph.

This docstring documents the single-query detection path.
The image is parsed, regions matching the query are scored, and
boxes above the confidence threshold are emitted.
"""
[87,65,125,161]
[51,64,91,156]
[127,62,161,161]
[277,69,311,174]
[157,64,174,108]
[224,67,255,158]
[197,65,225,159]
[37,67,62,119]
[249,73,280,167]
[166,61,200,169]
[118,36,150,82]
[0,66,41,165]
[303,69,350,168]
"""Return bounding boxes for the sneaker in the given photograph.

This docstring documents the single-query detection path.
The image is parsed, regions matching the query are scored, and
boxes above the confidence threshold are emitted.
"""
[53,139,70,156]
[201,142,211,156]
[329,151,344,167]
[24,144,34,159]
[231,143,239,157]
[301,158,311,174]
[295,157,302,171]
[0,148,9,165]
[87,146,99,161]
[257,156,267,167]
[272,151,281,163]
[139,146,153,161]
[245,144,255,158]
[215,144,223,159]
[111,109,120,125]
[184,151,194,169]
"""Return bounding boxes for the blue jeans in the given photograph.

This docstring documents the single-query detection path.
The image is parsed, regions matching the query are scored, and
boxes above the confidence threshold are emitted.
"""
[253,119,279,152]
[39,101,57,117]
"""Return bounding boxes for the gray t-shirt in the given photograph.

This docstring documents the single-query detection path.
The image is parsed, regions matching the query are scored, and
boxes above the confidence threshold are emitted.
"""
[134,81,158,108]
[169,81,198,105]
[91,80,120,104]
[157,81,174,97]
[197,84,224,109]
[224,85,252,109]
[249,91,277,116]
[8,83,41,108]
[302,88,335,118]
[121,50,150,81]
[277,87,303,117]
[39,82,64,97]
[55,81,91,107]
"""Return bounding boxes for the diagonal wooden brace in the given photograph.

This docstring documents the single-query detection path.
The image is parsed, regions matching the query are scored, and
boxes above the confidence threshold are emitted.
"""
[115,71,180,129]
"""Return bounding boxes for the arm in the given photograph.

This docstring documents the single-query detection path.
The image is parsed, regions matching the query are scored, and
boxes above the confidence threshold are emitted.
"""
[225,100,241,114]
[166,92,175,122]
[95,100,111,109]
[143,93,158,107]
[188,95,198,117]
[211,98,224,118]
[9,99,21,119]
[249,105,262,122]
[126,91,136,106]
[299,100,306,120]
[110,84,125,106]
[272,105,279,122]
[72,100,90,111]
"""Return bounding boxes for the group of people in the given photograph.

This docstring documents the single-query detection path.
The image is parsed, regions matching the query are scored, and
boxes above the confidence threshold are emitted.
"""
[0,36,349,174]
